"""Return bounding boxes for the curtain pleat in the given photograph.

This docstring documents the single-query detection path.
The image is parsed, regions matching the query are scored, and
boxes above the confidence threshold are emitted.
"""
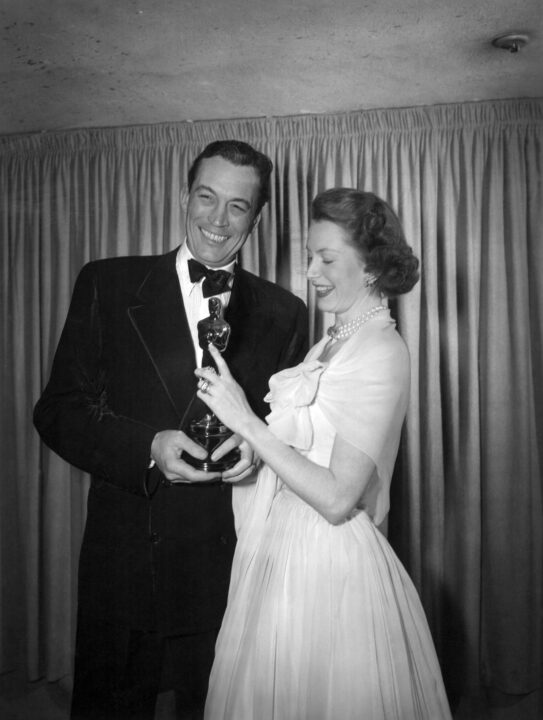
[1,99,541,703]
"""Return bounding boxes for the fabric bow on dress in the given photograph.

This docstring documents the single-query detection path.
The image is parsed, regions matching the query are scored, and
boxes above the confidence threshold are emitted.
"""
[264,360,325,450]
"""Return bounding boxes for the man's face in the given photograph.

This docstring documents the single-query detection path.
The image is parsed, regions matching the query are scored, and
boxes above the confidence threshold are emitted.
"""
[181,156,261,268]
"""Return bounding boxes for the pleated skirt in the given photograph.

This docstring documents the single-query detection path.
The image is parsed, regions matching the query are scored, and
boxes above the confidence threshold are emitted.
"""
[205,470,452,720]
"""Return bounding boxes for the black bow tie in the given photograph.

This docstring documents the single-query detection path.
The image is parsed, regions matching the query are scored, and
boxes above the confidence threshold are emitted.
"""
[187,259,233,298]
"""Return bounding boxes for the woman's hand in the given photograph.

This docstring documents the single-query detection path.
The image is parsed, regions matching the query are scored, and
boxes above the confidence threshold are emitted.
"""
[214,436,260,484]
[194,344,258,438]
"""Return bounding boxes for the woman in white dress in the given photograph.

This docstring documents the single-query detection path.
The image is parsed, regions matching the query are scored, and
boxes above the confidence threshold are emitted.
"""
[195,188,452,720]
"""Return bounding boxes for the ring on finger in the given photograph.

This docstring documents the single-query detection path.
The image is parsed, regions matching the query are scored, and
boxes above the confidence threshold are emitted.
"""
[200,379,210,394]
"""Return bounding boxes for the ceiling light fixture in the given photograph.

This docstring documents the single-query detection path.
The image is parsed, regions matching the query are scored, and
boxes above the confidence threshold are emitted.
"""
[492,33,529,53]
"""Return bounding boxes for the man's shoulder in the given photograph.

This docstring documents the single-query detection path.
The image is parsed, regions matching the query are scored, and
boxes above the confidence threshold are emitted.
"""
[78,250,175,286]
[84,252,164,274]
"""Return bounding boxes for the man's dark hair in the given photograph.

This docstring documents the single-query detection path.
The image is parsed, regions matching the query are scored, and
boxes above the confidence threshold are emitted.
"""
[188,140,273,216]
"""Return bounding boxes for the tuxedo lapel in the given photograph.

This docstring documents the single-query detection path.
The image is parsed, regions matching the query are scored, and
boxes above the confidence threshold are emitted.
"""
[223,268,251,357]
[128,258,274,420]
[223,270,274,383]
[128,249,196,420]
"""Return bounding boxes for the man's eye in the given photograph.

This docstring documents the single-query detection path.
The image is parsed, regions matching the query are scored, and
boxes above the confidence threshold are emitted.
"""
[231,204,248,214]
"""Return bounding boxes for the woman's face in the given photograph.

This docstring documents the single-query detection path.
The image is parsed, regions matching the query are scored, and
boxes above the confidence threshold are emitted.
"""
[307,220,370,318]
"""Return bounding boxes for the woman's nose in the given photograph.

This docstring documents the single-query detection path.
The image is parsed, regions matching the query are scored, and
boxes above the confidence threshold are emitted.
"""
[306,258,319,278]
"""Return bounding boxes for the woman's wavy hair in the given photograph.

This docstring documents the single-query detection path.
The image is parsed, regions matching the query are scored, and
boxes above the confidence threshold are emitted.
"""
[311,188,420,297]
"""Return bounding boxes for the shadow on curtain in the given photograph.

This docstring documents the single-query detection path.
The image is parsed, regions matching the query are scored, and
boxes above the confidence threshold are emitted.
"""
[0,98,541,713]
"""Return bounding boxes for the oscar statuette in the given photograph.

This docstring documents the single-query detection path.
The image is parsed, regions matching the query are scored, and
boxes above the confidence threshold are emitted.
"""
[182,297,241,472]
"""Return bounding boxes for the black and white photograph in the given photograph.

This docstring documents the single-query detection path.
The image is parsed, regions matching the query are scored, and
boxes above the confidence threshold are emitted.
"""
[1,2,541,719]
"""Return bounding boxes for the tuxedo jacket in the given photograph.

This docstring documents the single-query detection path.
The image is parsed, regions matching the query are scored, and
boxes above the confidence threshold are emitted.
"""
[34,248,309,636]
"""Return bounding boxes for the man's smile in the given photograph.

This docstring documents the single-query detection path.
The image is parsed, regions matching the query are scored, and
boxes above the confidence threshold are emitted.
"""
[200,227,229,243]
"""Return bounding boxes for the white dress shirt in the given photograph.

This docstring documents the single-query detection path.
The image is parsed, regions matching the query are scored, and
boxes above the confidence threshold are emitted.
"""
[176,241,236,367]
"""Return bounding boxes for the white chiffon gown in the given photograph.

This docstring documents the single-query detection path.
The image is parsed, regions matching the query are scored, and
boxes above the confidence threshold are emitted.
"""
[204,312,452,720]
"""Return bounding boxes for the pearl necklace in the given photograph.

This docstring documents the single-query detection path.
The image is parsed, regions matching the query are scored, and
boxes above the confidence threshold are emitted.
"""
[327,305,387,341]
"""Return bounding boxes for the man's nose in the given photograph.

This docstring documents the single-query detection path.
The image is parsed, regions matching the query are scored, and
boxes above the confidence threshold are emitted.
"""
[209,204,228,226]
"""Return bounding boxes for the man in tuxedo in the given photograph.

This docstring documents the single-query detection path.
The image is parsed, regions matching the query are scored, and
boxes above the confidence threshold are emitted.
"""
[33,140,308,719]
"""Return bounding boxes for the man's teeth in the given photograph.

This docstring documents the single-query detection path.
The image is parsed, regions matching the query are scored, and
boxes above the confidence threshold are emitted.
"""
[315,286,333,297]
[201,228,228,243]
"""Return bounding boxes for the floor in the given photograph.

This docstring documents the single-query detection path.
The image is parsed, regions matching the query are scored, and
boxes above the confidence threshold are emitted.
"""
[455,692,542,720]
[0,673,70,720]
[0,672,179,720]
[0,671,541,719]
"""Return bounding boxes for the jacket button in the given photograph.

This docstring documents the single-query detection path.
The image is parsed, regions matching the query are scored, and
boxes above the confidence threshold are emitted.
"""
[219,535,228,545]
[149,533,161,544]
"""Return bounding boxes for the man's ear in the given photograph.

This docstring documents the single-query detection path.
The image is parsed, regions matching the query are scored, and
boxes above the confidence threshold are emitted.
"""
[250,212,261,233]
[180,185,190,211]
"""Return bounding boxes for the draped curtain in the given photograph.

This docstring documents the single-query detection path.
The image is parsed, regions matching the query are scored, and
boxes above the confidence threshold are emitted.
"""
[1,99,541,709]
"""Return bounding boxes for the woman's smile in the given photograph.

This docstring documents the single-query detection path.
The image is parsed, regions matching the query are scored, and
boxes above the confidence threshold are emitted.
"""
[312,283,334,298]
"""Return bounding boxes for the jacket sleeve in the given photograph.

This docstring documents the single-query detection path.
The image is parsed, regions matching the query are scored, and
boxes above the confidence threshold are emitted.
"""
[33,263,158,494]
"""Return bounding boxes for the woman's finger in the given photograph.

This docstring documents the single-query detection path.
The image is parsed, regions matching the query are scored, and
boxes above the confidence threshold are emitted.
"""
[196,388,212,403]
[207,343,231,377]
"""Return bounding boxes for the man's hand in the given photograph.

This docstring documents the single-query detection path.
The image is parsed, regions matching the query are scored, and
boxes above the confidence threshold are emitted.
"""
[150,430,221,483]
[212,435,259,484]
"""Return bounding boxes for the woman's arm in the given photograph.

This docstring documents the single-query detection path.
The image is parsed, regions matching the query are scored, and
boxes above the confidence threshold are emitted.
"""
[196,345,376,525]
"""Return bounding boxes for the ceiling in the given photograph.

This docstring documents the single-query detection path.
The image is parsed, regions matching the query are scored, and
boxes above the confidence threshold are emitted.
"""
[1,0,542,137]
